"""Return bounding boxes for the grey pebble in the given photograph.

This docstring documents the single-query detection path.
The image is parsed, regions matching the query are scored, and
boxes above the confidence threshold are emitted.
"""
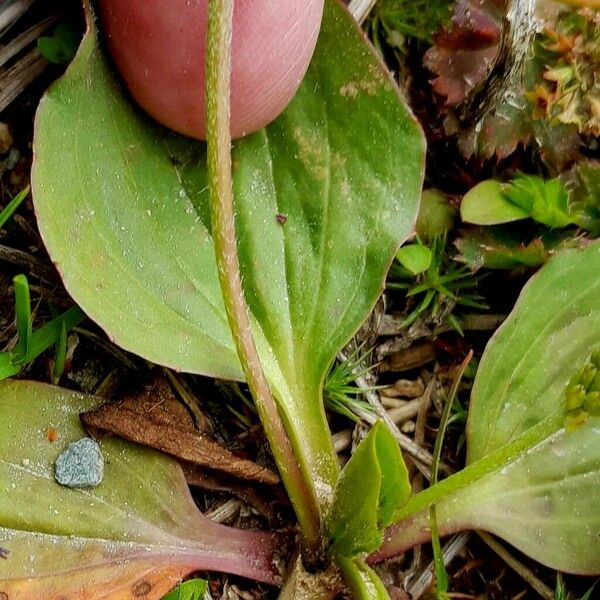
[55,437,104,488]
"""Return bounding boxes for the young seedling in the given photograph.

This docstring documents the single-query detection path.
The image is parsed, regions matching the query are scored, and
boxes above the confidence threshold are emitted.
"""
[0,274,85,380]
[388,236,487,333]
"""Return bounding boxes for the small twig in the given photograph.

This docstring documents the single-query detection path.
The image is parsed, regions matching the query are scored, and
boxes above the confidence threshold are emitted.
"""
[0,243,56,282]
[347,0,378,24]
[165,369,211,432]
[72,327,139,371]
[0,48,48,112]
[93,368,121,398]
[414,378,435,447]
[477,532,554,600]
[387,398,422,424]
[407,533,470,599]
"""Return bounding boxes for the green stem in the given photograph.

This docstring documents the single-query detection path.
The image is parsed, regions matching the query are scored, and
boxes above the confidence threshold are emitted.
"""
[205,0,324,559]
[337,557,391,600]
[371,413,562,561]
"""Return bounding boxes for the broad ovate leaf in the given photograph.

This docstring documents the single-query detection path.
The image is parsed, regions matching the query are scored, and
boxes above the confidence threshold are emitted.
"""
[460,180,529,225]
[0,380,280,598]
[376,242,600,574]
[32,0,425,502]
[395,244,432,276]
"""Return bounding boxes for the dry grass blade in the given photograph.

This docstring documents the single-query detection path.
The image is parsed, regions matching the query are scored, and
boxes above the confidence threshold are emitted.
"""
[338,349,435,476]
[407,532,470,599]
[0,0,36,38]
[0,243,56,282]
[477,532,554,600]
[0,48,47,112]
[0,13,58,68]
[347,0,378,24]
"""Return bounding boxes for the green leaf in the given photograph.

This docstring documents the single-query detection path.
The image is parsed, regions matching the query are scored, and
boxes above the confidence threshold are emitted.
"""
[32,0,424,508]
[37,22,81,65]
[396,244,432,275]
[337,557,391,600]
[562,160,600,235]
[162,579,208,600]
[0,379,280,597]
[378,242,600,574]
[416,189,455,242]
[12,274,32,363]
[0,306,85,381]
[502,173,577,229]
[454,226,579,270]
[327,421,410,556]
[461,180,529,225]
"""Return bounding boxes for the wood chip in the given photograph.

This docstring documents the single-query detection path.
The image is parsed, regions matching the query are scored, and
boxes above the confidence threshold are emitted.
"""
[380,343,436,372]
[81,378,279,487]
[382,378,426,399]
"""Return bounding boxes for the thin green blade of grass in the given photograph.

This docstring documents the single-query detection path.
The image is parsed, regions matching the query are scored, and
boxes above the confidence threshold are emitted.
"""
[23,306,86,364]
[430,351,473,598]
[0,305,86,381]
[0,187,29,229]
[52,321,68,385]
[12,275,32,364]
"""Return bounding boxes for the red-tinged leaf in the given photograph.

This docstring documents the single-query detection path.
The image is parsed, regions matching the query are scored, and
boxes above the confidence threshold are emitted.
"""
[0,380,282,598]
[424,0,503,106]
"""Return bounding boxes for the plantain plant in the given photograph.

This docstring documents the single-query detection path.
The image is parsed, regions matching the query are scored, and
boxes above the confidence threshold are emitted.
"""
[1,0,598,598]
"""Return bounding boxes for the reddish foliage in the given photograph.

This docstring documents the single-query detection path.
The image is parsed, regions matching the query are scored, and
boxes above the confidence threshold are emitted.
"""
[424,0,505,106]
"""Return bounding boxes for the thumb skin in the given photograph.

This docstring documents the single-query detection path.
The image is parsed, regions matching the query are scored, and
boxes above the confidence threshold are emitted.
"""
[99,0,325,140]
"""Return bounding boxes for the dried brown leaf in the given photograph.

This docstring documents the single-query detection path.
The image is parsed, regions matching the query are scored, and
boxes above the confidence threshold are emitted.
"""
[81,378,279,487]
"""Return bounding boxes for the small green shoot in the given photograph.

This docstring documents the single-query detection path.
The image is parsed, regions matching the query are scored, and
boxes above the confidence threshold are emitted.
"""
[429,351,473,599]
[12,275,32,364]
[323,346,376,422]
[38,23,81,65]
[502,173,577,229]
[461,174,585,230]
[162,579,208,600]
[0,187,29,229]
[555,574,598,600]
[0,275,86,381]
[327,421,410,557]
[461,180,529,226]
[396,243,432,275]
[337,557,391,600]
[416,190,456,242]
[388,237,487,332]
[52,322,68,385]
